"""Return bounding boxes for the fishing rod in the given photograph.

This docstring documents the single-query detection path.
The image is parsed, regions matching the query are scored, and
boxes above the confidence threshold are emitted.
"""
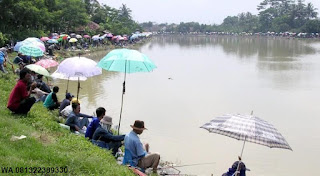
[162,162,216,168]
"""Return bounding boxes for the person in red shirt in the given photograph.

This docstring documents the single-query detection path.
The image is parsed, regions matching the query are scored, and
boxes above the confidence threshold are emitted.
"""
[7,68,36,114]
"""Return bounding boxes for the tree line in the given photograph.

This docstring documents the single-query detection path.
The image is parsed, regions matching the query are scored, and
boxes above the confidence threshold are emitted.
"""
[141,0,320,34]
[0,0,141,46]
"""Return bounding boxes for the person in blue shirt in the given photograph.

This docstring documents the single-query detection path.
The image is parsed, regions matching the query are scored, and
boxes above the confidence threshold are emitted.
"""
[65,103,92,134]
[222,156,248,176]
[0,51,7,73]
[59,93,73,115]
[124,120,160,173]
[85,107,106,140]
[92,116,125,156]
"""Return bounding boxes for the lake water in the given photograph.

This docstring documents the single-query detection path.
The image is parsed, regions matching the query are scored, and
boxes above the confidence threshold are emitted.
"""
[54,36,320,176]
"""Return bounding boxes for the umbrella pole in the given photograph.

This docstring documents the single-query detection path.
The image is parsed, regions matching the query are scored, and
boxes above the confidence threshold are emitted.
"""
[118,60,127,135]
[234,137,246,176]
[66,77,70,94]
[240,137,246,158]
[76,77,80,100]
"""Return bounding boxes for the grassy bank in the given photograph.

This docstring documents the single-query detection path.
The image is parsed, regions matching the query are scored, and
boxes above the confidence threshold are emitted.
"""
[0,73,134,175]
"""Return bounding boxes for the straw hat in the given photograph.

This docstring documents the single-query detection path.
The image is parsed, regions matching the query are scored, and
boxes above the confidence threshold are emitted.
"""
[130,120,147,130]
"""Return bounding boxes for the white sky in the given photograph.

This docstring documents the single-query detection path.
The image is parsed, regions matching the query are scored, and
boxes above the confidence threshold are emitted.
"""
[98,0,320,24]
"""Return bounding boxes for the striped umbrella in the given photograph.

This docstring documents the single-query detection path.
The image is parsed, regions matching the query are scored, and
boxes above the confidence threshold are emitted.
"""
[19,44,44,57]
[201,113,292,156]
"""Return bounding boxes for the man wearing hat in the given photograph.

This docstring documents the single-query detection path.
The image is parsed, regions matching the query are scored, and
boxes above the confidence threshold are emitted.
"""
[124,120,160,173]
[92,116,125,156]
[59,93,73,116]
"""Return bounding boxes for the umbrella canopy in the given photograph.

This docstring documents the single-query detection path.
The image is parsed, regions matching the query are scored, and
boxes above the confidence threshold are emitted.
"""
[83,35,91,38]
[92,35,100,41]
[55,56,102,99]
[200,114,292,150]
[24,37,42,43]
[25,64,50,77]
[40,37,50,41]
[56,56,102,78]
[51,71,87,81]
[98,49,156,134]
[14,40,45,52]
[97,48,156,73]
[76,35,82,39]
[69,38,78,43]
[47,39,58,44]
[35,59,59,68]
[19,44,44,57]
[106,33,113,38]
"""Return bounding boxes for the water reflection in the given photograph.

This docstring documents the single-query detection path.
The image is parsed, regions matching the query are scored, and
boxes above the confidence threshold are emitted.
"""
[152,35,318,60]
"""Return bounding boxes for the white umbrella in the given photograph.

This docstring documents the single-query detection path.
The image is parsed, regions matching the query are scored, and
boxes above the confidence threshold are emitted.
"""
[55,56,102,99]
[51,71,87,94]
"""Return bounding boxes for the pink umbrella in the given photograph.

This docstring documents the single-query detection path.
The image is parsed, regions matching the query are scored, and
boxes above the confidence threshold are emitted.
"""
[35,59,59,68]
[83,35,91,38]
[40,37,50,41]
[106,33,113,38]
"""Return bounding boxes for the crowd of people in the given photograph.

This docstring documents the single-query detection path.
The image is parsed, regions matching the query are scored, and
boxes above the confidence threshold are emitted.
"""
[5,66,161,174]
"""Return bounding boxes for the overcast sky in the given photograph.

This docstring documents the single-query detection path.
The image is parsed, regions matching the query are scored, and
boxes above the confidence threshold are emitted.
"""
[98,0,320,24]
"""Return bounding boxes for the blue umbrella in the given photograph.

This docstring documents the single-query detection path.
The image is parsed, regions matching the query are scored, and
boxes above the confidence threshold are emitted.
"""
[14,42,23,52]
[97,49,156,134]
[47,39,58,44]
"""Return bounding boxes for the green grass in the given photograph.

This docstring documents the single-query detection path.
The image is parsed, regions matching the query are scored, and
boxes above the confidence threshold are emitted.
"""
[0,73,135,176]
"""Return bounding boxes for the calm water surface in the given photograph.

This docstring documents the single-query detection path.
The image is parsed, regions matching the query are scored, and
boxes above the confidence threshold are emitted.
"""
[54,36,320,176]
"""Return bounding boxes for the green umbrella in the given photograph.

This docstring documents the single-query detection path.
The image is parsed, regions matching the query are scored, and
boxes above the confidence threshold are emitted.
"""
[25,64,50,77]
[19,44,43,57]
[97,48,156,134]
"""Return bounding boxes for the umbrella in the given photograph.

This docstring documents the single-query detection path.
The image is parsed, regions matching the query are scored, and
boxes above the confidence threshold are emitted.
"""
[83,35,91,38]
[14,40,45,52]
[55,56,102,99]
[97,49,157,134]
[106,33,113,38]
[24,37,42,43]
[19,44,44,57]
[92,35,100,41]
[47,39,58,44]
[40,37,50,41]
[69,38,78,43]
[76,35,82,39]
[51,71,87,93]
[35,59,59,68]
[200,113,292,173]
[25,64,50,77]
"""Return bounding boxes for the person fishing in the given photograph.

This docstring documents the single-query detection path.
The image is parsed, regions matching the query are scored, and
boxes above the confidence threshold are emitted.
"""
[222,156,248,176]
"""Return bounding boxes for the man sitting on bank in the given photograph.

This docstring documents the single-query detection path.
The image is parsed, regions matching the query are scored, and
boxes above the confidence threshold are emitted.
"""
[7,68,36,114]
[65,103,92,134]
[92,116,125,156]
[85,107,106,140]
[124,120,160,173]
